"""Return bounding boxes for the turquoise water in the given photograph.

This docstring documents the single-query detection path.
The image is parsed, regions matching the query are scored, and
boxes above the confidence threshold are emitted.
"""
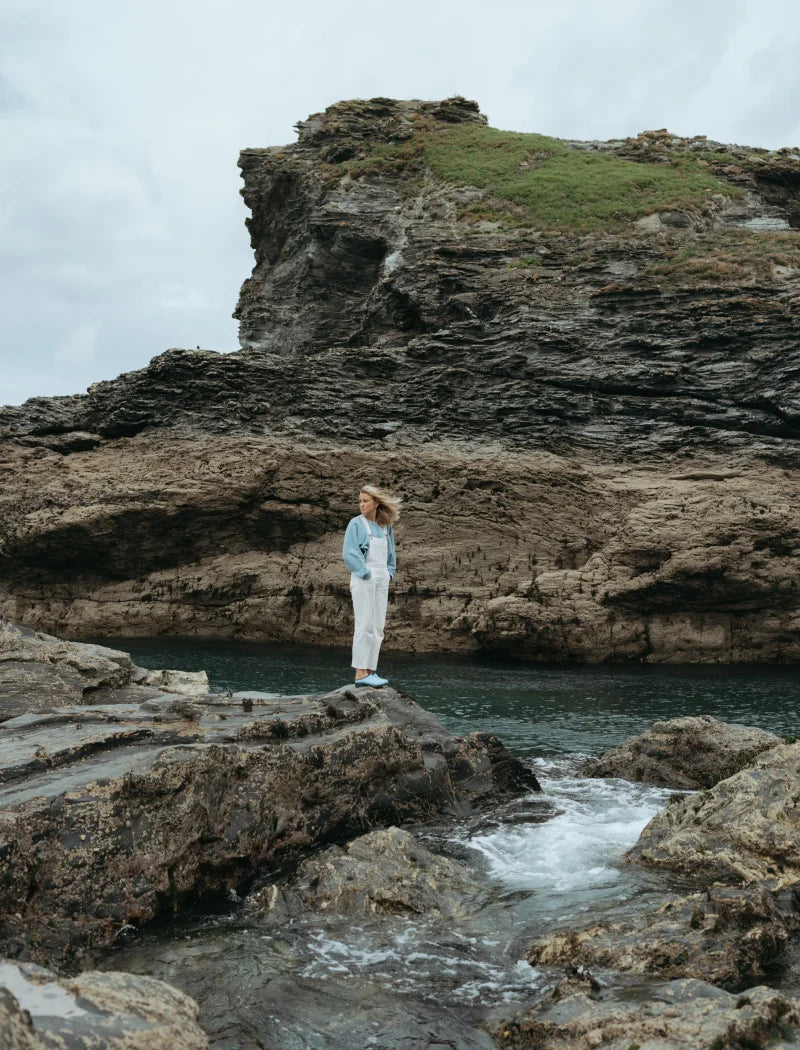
[102,636,800,758]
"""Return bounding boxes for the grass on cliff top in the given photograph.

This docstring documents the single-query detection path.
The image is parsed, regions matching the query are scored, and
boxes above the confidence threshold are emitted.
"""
[425,125,741,230]
[334,124,742,231]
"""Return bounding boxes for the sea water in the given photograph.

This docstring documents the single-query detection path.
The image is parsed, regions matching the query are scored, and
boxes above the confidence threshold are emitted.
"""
[97,638,799,1049]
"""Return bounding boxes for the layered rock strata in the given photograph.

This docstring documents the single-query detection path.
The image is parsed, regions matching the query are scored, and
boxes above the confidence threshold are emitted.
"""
[0,624,538,966]
[1,97,799,661]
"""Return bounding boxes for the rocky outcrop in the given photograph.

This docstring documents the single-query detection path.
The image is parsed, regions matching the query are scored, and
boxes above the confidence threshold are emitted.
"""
[0,625,538,966]
[626,741,800,885]
[495,979,800,1050]
[255,825,482,919]
[0,615,207,719]
[0,961,208,1049]
[526,881,796,989]
[1,97,799,662]
[584,715,782,788]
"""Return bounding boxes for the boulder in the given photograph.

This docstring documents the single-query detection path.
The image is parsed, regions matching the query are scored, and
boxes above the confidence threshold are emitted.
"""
[584,715,781,789]
[627,742,800,885]
[256,825,482,919]
[495,979,800,1050]
[526,881,796,989]
[0,959,207,1049]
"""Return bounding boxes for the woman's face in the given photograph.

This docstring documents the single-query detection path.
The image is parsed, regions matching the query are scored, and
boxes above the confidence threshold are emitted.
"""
[359,491,378,517]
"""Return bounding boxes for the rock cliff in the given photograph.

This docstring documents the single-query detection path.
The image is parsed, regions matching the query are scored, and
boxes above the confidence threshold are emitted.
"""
[1,96,799,661]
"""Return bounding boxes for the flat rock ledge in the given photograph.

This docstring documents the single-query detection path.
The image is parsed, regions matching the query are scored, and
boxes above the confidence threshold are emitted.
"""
[584,715,782,789]
[0,960,207,1049]
[627,741,800,885]
[526,881,797,990]
[255,825,482,919]
[494,979,800,1050]
[0,623,539,966]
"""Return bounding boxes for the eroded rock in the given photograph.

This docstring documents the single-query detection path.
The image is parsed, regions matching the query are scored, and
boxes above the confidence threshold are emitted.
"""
[495,979,800,1050]
[584,715,781,788]
[256,826,482,919]
[627,742,800,885]
[0,618,203,719]
[0,960,208,1049]
[527,881,796,989]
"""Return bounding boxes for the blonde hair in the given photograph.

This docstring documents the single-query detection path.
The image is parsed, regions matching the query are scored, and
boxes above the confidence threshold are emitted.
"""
[361,485,402,527]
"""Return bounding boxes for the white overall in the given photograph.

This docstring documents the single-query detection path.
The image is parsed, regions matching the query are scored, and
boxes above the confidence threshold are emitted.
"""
[350,515,390,670]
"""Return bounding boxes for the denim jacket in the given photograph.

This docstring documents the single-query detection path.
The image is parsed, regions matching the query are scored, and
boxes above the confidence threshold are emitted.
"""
[342,516,396,579]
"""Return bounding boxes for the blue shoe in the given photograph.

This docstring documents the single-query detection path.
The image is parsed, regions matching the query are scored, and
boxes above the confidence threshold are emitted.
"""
[371,674,389,686]
[354,673,386,688]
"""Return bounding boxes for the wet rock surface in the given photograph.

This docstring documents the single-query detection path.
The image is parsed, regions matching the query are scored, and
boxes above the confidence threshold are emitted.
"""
[1,99,799,663]
[0,624,538,966]
[527,880,797,989]
[256,825,483,919]
[584,714,782,788]
[0,960,208,1049]
[511,720,800,1048]
[494,979,800,1050]
[627,741,800,885]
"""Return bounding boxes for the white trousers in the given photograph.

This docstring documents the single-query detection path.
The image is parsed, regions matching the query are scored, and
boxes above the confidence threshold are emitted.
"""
[350,571,389,669]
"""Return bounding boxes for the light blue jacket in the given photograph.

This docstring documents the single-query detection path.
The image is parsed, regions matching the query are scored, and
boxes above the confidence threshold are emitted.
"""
[343,516,396,579]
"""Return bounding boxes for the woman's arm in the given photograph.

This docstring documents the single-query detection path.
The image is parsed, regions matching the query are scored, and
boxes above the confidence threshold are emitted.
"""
[387,526,396,578]
[343,518,371,578]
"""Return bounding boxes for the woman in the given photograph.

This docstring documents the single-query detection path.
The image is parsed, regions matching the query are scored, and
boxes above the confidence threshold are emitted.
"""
[342,485,401,687]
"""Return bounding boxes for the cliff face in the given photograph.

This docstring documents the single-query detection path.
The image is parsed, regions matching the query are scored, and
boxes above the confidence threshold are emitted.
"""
[1,97,799,662]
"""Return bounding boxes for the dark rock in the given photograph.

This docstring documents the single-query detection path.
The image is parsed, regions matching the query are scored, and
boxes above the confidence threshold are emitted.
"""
[584,715,782,788]
[1,99,799,663]
[0,629,537,966]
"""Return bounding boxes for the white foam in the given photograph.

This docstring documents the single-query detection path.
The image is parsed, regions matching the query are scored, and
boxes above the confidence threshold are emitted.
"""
[302,926,543,1004]
[464,774,672,895]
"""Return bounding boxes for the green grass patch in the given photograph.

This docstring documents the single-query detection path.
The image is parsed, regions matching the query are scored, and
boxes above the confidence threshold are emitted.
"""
[647,230,800,282]
[326,124,743,231]
[424,125,742,230]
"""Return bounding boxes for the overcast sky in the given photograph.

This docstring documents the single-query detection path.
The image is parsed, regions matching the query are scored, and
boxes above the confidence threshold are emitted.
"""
[2,0,799,407]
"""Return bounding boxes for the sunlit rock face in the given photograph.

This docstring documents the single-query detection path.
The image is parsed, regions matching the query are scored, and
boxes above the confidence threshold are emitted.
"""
[1,97,799,662]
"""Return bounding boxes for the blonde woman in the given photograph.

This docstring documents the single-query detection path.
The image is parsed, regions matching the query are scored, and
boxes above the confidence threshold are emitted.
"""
[342,485,401,687]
